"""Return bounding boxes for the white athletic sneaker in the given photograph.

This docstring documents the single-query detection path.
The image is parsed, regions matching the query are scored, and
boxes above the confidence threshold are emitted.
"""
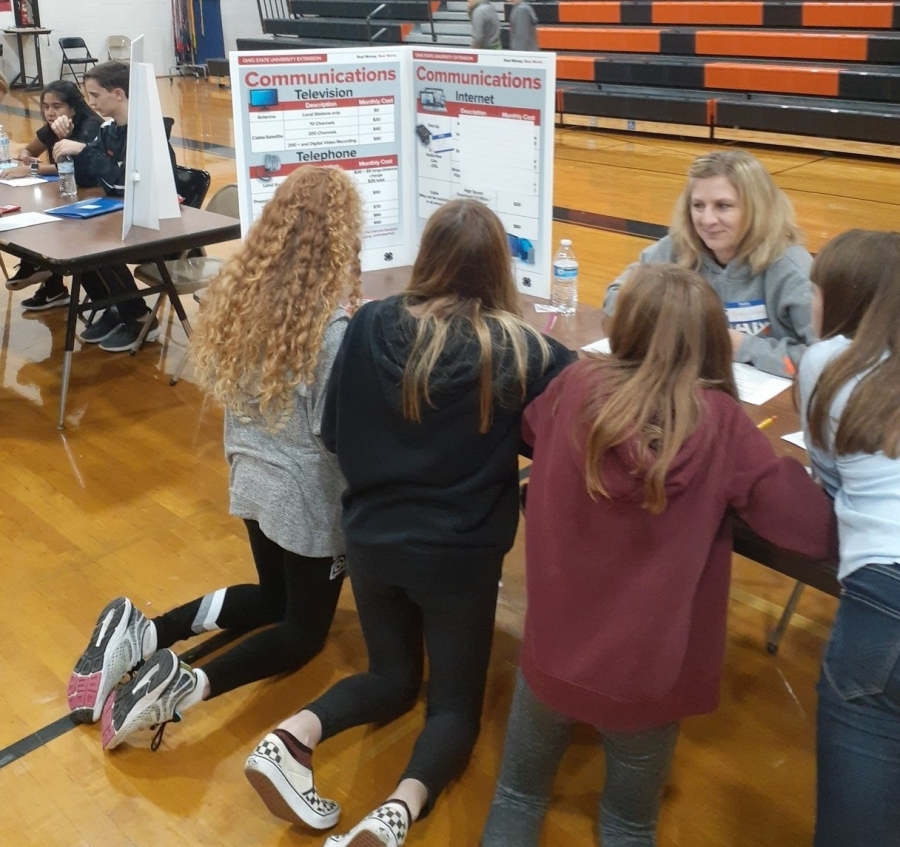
[245,730,341,830]
[67,597,149,724]
[100,648,196,750]
[324,802,411,847]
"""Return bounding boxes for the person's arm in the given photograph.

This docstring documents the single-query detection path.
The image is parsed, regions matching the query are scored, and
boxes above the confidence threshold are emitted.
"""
[726,402,838,562]
[732,248,817,377]
[6,131,52,177]
[603,237,675,316]
[798,341,842,498]
[320,320,353,455]
[310,314,349,439]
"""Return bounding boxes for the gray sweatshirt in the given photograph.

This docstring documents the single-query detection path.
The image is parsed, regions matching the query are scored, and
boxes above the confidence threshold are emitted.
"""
[603,236,817,377]
[225,310,348,558]
[509,1,539,51]
[471,0,501,48]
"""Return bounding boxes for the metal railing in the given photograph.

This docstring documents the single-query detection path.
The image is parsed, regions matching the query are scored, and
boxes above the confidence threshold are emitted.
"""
[367,1,437,43]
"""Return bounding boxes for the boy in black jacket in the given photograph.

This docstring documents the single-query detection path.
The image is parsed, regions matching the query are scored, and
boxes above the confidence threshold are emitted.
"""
[52,61,177,352]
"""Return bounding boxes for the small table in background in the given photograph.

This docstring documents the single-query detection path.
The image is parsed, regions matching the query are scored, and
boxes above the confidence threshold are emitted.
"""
[4,27,51,90]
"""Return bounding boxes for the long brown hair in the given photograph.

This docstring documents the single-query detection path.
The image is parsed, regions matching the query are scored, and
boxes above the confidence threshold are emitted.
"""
[669,150,802,275]
[401,199,548,433]
[192,166,362,426]
[581,263,737,513]
[807,229,900,457]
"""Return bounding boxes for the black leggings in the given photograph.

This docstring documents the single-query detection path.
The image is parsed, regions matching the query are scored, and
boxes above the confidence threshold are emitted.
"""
[152,520,345,698]
[306,548,501,813]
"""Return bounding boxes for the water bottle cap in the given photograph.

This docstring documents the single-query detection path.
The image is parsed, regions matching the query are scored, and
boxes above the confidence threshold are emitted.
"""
[560,239,572,246]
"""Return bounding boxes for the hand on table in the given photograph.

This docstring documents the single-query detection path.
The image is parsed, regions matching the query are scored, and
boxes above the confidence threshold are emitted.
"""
[3,164,33,178]
[728,328,746,355]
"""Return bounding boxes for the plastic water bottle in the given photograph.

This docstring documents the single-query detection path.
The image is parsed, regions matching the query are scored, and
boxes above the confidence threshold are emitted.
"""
[58,155,77,198]
[0,126,10,165]
[552,238,578,315]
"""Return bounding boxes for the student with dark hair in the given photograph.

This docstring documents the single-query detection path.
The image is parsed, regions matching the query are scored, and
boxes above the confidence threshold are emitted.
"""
[5,80,103,307]
[604,150,817,377]
[243,199,575,846]
[481,263,837,847]
[52,60,177,352]
[68,166,362,750]
[799,230,900,847]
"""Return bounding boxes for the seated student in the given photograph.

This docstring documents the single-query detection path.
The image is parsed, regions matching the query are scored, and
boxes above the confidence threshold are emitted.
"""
[4,80,103,308]
[52,60,176,352]
[603,150,817,378]
[798,230,900,847]
[67,166,362,749]
[481,263,838,847]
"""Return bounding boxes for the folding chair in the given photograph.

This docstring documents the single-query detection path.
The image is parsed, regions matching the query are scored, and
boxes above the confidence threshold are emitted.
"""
[106,35,131,61]
[132,184,240,383]
[174,165,212,210]
[59,37,99,83]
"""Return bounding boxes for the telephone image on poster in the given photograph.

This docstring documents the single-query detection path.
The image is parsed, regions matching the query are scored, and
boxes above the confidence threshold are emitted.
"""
[419,88,446,111]
[508,234,535,265]
[254,154,282,182]
[249,88,279,109]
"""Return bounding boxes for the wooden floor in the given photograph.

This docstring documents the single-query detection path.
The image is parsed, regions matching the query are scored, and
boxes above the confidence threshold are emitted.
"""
[0,78,898,847]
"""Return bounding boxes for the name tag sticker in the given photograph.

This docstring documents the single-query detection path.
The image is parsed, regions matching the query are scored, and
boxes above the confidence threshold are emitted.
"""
[725,299,770,336]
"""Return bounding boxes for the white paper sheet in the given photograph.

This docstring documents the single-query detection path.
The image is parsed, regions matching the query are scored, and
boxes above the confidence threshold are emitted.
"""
[582,337,611,355]
[0,212,60,232]
[533,303,555,313]
[0,177,48,187]
[733,362,792,405]
[781,430,807,450]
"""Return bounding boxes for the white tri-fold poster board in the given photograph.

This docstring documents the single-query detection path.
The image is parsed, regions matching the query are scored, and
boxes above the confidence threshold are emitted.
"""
[231,46,556,299]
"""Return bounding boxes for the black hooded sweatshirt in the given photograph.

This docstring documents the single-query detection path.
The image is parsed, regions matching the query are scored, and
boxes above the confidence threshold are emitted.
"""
[322,294,575,589]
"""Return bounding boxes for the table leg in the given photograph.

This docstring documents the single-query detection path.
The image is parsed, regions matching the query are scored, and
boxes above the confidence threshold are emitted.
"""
[57,272,83,430]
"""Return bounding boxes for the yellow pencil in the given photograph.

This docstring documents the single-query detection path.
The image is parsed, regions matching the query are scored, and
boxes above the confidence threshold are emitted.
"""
[757,416,777,430]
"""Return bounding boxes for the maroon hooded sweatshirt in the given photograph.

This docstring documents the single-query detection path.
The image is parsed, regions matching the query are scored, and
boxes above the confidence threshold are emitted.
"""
[519,359,838,732]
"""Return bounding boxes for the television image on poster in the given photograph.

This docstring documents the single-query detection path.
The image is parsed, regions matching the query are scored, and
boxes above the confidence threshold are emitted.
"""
[249,88,279,109]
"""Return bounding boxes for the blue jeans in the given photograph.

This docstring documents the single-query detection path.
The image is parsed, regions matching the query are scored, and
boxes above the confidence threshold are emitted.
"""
[815,563,900,847]
[481,670,679,847]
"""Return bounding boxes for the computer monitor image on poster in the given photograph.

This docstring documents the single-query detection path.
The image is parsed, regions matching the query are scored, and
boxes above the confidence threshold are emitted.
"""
[122,35,180,237]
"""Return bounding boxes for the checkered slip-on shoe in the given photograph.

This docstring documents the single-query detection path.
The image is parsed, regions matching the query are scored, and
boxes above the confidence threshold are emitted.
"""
[324,801,411,847]
[245,729,341,830]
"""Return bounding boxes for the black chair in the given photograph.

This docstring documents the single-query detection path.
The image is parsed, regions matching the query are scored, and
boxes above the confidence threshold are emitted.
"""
[175,166,212,210]
[59,37,99,83]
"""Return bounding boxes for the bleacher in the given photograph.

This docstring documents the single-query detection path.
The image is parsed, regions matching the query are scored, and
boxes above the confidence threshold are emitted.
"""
[241,0,900,147]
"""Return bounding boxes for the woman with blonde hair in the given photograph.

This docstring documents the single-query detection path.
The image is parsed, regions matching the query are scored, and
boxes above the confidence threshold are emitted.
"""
[604,149,816,377]
[67,166,362,753]
[482,263,837,847]
[244,198,575,845]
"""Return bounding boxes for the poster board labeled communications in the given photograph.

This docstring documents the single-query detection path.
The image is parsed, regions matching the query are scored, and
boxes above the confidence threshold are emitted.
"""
[230,47,556,297]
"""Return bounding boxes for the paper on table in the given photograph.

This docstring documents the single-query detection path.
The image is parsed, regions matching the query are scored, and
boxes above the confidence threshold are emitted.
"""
[733,362,792,405]
[0,176,47,187]
[0,211,60,232]
[781,430,807,450]
[533,304,556,313]
[582,337,611,355]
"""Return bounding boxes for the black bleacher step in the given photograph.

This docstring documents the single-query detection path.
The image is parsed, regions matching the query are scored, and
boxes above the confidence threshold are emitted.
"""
[289,0,434,20]
[265,16,406,40]
[558,81,900,143]
[237,35,372,50]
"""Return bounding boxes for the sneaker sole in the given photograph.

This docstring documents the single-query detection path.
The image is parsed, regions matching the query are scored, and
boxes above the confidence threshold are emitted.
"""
[101,648,179,750]
[22,296,71,312]
[68,598,133,724]
[99,325,162,353]
[244,755,341,830]
[6,271,51,291]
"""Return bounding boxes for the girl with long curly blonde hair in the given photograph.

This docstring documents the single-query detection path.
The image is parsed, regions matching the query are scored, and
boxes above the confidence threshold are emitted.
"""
[68,166,364,756]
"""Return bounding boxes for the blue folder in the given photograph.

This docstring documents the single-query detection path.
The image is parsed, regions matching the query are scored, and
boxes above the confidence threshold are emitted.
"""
[45,198,125,219]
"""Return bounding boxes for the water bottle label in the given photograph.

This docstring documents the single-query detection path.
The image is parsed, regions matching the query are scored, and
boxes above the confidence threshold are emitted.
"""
[553,266,578,279]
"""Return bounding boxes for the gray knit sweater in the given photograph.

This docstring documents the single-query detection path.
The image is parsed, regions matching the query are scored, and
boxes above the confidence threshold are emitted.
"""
[603,236,817,377]
[225,310,348,558]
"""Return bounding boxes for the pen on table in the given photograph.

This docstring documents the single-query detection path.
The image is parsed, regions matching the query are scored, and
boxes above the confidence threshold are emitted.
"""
[543,312,558,333]
[783,356,797,377]
[757,416,777,431]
